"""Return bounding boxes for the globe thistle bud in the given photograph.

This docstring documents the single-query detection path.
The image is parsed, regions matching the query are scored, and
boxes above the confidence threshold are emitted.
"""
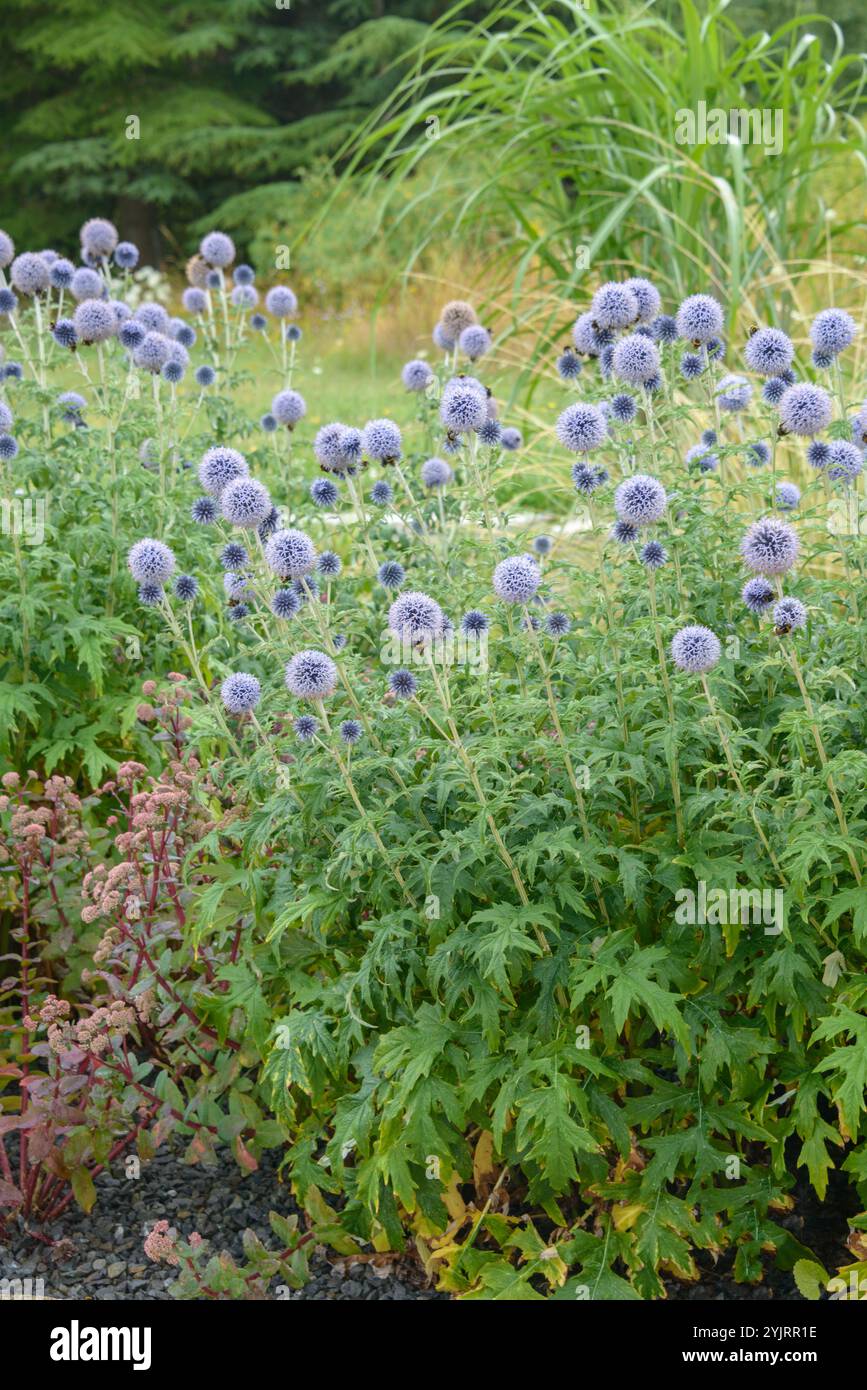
[173,321,196,348]
[761,376,787,405]
[701,429,718,447]
[459,324,492,360]
[272,389,306,427]
[0,435,18,460]
[114,242,139,271]
[51,318,78,349]
[421,456,453,488]
[556,348,582,381]
[773,596,807,631]
[744,327,793,376]
[675,293,724,344]
[810,308,857,358]
[461,610,489,635]
[811,348,834,370]
[221,477,272,528]
[161,359,185,383]
[128,538,175,584]
[478,418,502,447]
[441,300,477,337]
[271,588,300,619]
[233,264,255,286]
[591,282,638,330]
[744,440,770,468]
[671,624,721,673]
[571,462,606,495]
[389,668,417,699]
[11,253,50,296]
[680,351,705,381]
[742,576,775,613]
[370,481,394,506]
[715,373,752,412]
[610,393,637,423]
[650,314,677,344]
[806,440,830,470]
[610,520,639,544]
[612,334,660,384]
[80,218,118,260]
[192,496,218,524]
[221,672,260,714]
[499,426,523,451]
[265,527,316,579]
[285,323,302,342]
[492,555,540,604]
[199,446,249,496]
[174,574,198,603]
[775,481,801,510]
[571,312,610,356]
[138,582,163,607]
[533,535,552,556]
[615,473,667,525]
[778,383,832,437]
[640,540,667,568]
[317,551,342,578]
[740,517,799,574]
[57,391,86,423]
[826,440,863,484]
[195,365,216,387]
[220,543,248,571]
[264,285,297,318]
[285,650,338,700]
[261,413,277,432]
[118,320,145,350]
[200,232,235,268]
[378,560,405,590]
[292,714,317,742]
[340,719,362,745]
[402,359,434,391]
[293,576,319,605]
[227,603,249,622]
[546,611,571,636]
[311,477,340,507]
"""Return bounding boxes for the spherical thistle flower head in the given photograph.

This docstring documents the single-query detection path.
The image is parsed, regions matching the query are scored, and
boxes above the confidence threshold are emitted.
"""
[773,596,807,632]
[775,481,801,510]
[265,527,316,579]
[806,440,830,470]
[11,253,50,296]
[598,344,614,379]
[118,319,145,350]
[461,609,489,636]
[811,348,834,371]
[571,461,606,495]
[778,382,832,437]
[676,293,724,344]
[546,611,571,637]
[478,418,502,447]
[233,264,255,287]
[622,277,661,324]
[742,440,770,469]
[293,575,319,604]
[610,519,639,544]
[438,386,485,439]
[679,351,705,381]
[80,218,118,260]
[230,284,258,311]
[271,588,299,619]
[389,667,417,699]
[258,412,277,434]
[339,719,362,745]
[492,555,540,604]
[388,589,445,644]
[761,376,787,406]
[264,285,298,319]
[50,318,77,349]
[610,393,637,424]
[556,401,607,454]
[778,367,797,386]
[285,649,338,701]
[362,417,402,461]
[3,362,23,381]
[182,287,208,316]
[57,390,86,420]
[49,257,75,290]
[826,439,864,484]
[227,603,249,622]
[640,539,668,568]
[310,477,340,508]
[138,582,162,607]
[650,314,677,345]
[161,358,185,384]
[556,347,582,382]
[224,571,250,601]
[615,473,667,526]
[285,323,302,343]
[402,358,433,391]
[441,300,477,337]
[0,229,14,267]
[294,714,318,742]
[206,271,221,289]
[133,331,174,373]
[70,267,104,302]
[671,624,721,674]
[174,574,198,603]
[194,364,216,389]
[220,542,248,571]
[378,560,405,590]
[459,324,492,361]
[741,576,775,614]
[433,321,455,351]
[200,232,235,268]
[591,282,638,330]
[221,672,260,715]
[0,287,18,315]
[221,476,272,528]
[313,422,349,469]
[266,390,305,429]
[0,434,18,460]
[370,480,394,506]
[572,312,611,356]
[198,446,249,496]
[612,333,660,385]
[317,550,342,579]
[500,426,523,451]
[810,308,857,358]
[741,516,799,574]
[744,327,793,377]
[128,538,175,585]
[715,373,752,412]
[421,456,453,488]
[0,402,13,431]
[113,241,139,271]
[192,496,218,524]
[533,535,552,555]
[172,321,196,349]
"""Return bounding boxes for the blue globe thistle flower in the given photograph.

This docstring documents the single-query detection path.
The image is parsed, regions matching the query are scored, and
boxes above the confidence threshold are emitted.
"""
[0,434,18,460]
[233,264,255,286]
[69,267,104,302]
[744,327,793,376]
[285,649,338,700]
[271,588,299,619]
[221,477,272,528]
[492,555,540,604]
[433,321,455,351]
[2,363,22,381]
[675,294,724,344]
[741,517,799,574]
[533,535,552,555]
[612,333,660,384]
[174,574,198,602]
[200,232,235,268]
[715,373,752,411]
[556,348,582,381]
[161,358,185,384]
[339,719,362,745]
[313,422,349,470]
[182,288,208,315]
[685,444,719,472]
[421,456,453,488]
[744,440,771,467]
[640,539,668,568]
[643,371,663,394]
[134,303,171,335]
[48,257,75,290]
[57,391,86,422]
[293,576,319,604]
[221,672,260,714]
[192,496,218,524]
[773,596,807,631]
[441,299,477,337]
[546,611,571,636]
[195,365,216,388]
[260,412,277,432]
[285,323,302,342]
[806,440,830,470]
[762,376,787,405]
[119,320,146,350]
[591,282,639,330]
[250,313,267,332]
[811,348,834,370]
[0,287,18,315]
[265,285,297,318]
[311,477,340,507]
[11,253,50,295]
[650,314,677,344]
[500,426,523,451]
[272,389,306,427]
[264,527,316,579]
[138,582,163,607]
[133,331,174,373]
[199,446,249,495]
[371,480,394,506]
[775,481,801,509]
[707,337,724,360]
[572,311,611,356]
[362,417,403,462]
[128,538,175,584]
[80,218,118,260]
[230,284,258,310]
[461,610,489,635]
[294,714,318,741]
[556,402,607,453]
[317,551,342,578]
[440,383,486,433]
[522,613,541,631]
[0,402,12,432]
[778,383,832,436]
[172,322,196,349]
[610,393,637,424]
[0,230,14,267]
[609,519,638,544]
[114,242,139,271]
[402,359,433,391]
[826,439,864,484]
[623,277,661,323]
[779,367,797,386]
[389,668,417,699]
[220,542,248,571]
[110,300,132,325]
[223,572,250,601]
[227,603,249,622]
[851,403,867,445]
[378,560,405,590]
[51,318,77,348]
[459,324,492,360]
[598,344,614,378]
[671,624,721,673]
[742,576,775,613]
[810,308,857,358]
[615,473,667,525]
[477,419,501,447]
[701,429,718,447]
[679,351,705,381]
[388,590,445,642]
